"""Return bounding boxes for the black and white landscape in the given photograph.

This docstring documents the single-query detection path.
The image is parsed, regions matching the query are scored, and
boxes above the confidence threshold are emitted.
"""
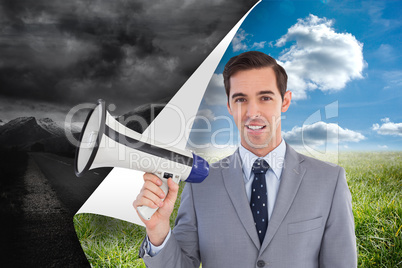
[0,0,256,266]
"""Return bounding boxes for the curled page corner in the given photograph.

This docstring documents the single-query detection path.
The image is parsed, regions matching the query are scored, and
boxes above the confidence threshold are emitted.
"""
[75,168,146,227]
[75,0,262,226]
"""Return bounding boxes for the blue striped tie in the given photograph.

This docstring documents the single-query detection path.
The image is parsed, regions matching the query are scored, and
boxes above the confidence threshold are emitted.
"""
[251,159,269,244]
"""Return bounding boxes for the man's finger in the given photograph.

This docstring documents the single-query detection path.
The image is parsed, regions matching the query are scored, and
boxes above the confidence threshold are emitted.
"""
[141,189,164,208]
[143,172,163,186]
[143,180,166,199]
[133,191,159,209]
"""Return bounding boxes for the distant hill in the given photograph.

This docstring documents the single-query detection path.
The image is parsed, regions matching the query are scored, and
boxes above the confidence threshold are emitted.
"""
[118,101,167,133]
[0,117,78,154]
[0,100,168,154]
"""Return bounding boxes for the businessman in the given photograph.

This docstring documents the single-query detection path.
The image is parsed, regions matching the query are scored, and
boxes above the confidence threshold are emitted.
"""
[134,51,357,267]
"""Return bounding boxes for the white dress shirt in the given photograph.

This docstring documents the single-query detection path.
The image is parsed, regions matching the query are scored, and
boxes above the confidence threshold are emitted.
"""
[239,139,286,220]
[147,140,286,256]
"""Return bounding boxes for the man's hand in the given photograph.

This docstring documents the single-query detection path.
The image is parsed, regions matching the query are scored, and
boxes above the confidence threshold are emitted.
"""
[133,172,179,246]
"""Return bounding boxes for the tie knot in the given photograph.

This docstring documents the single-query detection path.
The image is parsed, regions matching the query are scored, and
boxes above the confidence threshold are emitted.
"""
[252,159,269,175]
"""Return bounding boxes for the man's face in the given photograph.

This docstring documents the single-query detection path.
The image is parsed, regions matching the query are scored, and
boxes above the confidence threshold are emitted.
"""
[227,67,291,156]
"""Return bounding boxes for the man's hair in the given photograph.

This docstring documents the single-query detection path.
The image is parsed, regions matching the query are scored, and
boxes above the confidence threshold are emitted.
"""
[223,51,288,100]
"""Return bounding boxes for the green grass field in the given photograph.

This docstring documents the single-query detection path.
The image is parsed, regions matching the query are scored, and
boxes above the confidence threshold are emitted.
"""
[74,152,402,267]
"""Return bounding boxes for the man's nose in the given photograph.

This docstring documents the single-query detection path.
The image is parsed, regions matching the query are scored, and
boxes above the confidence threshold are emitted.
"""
[246,100,260,118]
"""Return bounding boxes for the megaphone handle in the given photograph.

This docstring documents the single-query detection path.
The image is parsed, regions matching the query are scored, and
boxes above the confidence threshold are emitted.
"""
[137,175,179,221]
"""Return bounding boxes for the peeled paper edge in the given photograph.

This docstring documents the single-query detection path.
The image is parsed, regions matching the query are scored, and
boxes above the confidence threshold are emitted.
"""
[75,1,262,227]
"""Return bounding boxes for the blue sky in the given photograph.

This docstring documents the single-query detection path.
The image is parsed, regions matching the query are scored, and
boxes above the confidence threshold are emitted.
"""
[189,0,402,153]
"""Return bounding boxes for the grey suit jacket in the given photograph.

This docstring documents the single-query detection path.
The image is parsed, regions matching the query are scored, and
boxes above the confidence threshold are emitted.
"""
[140,144,357,268]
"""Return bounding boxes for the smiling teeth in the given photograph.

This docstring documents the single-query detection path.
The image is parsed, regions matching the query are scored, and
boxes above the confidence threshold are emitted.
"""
[248,125,264,130]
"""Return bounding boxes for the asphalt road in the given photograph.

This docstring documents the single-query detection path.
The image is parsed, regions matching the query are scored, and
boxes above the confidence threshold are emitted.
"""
[31,153,111,217]
[2,152,111,267]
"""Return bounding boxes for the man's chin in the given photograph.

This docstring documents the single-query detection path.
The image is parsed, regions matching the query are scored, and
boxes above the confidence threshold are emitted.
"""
[242,138,272,150]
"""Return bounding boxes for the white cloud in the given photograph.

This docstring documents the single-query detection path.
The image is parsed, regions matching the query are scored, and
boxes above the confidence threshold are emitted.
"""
[365,1,402,29]
[232,29,249,52]
[372,118,402,136]
[378,145,388,149]
[203,73,228,106]
[375,44,395,62]
[275,14,365,100]
[283,121,365,147]
[232,28,266,52]
[195,109,215,122]
[252,41,266,49]
[382,71,402,89]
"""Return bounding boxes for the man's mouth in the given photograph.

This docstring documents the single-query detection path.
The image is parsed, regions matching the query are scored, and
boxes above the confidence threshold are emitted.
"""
[246,125,266,130]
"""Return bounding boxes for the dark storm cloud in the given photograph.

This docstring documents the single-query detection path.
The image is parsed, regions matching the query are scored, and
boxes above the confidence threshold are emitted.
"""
[0,0,256,115]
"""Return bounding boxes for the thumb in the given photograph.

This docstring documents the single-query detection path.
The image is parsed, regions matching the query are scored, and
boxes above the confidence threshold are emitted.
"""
[163,178,179,208]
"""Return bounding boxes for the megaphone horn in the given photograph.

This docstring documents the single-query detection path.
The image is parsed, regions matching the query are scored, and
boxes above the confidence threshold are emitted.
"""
[75,99,209,220]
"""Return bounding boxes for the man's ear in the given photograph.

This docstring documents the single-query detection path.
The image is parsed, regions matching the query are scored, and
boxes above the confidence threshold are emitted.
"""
[281,91,292,113]
[227,101,233,115]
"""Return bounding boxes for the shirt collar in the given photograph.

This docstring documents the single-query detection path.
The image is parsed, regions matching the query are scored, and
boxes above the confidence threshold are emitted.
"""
[239,139,286,182]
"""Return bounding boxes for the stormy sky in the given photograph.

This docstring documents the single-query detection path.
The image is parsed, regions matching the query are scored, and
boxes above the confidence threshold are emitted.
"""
[0,0,256,123]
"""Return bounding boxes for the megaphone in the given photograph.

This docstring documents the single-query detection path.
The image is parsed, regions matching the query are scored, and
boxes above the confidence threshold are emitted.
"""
[75,99,209,220]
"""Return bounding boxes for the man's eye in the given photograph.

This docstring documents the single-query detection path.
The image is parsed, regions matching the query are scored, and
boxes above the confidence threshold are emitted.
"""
[234,98,246,103]
[261,96,272,101]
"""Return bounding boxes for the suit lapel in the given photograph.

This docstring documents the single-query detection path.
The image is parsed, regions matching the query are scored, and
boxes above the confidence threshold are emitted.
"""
[260,144,306,252]
[222,150,260,249]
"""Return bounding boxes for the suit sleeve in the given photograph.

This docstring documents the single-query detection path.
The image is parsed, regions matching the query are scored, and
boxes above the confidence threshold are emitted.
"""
[319,167,357,267]
[140,182,201,268]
